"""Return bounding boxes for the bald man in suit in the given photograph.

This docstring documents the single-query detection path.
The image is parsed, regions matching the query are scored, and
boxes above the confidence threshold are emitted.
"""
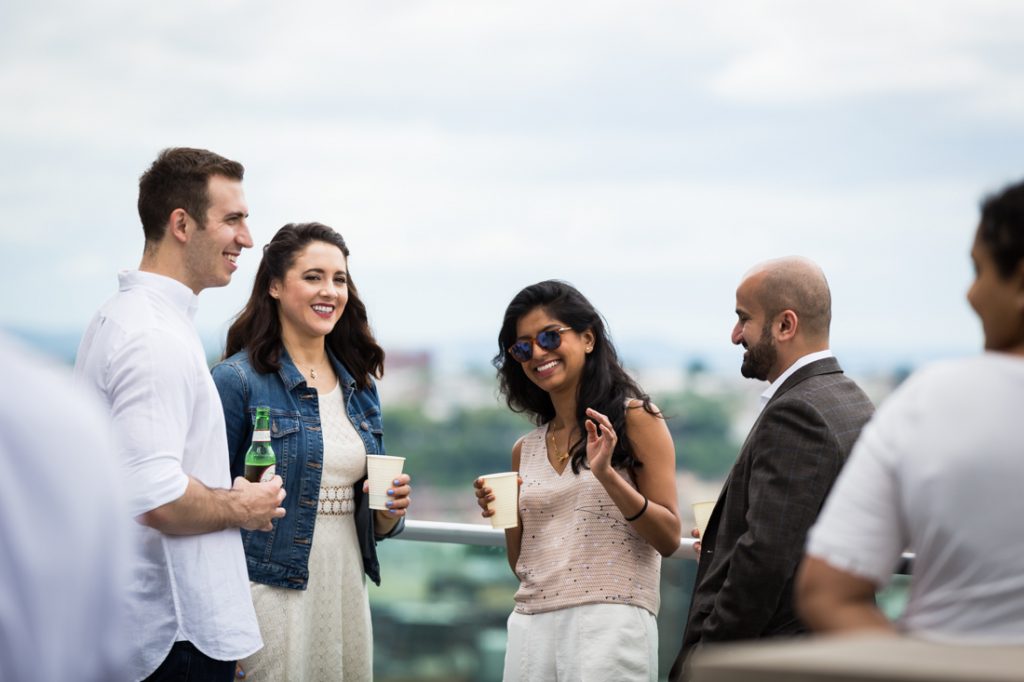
[669,257,875,681]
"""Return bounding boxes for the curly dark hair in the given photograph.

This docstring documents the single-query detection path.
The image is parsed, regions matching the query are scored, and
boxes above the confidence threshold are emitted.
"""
[492,280,657,475]
[224,222,384,389]
[979,179,1024,278]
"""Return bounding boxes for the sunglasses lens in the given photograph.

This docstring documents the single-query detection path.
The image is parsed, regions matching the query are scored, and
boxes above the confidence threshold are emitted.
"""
[509,342,532,362]
[536,330,563,351]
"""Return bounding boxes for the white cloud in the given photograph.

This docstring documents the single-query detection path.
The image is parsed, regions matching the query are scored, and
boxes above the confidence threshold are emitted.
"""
[0,0,1016,367]
[703,0,1024,117]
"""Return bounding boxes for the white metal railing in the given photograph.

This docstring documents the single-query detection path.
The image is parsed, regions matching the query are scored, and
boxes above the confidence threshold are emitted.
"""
[398,520,914,572]
[400,519,697,561]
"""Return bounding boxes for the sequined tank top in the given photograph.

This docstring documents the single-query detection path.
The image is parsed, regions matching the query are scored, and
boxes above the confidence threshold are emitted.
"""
[513,424,661,616]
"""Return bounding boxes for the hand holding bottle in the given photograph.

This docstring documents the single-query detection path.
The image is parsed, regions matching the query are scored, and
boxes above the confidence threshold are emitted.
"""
[232,475,286,531]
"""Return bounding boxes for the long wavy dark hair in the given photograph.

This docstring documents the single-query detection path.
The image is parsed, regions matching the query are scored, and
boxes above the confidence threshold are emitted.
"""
[224,222,384,389]
[493,280,657,475]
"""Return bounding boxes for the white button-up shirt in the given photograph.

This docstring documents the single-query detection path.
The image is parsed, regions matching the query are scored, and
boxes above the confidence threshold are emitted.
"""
[75,270,261,680]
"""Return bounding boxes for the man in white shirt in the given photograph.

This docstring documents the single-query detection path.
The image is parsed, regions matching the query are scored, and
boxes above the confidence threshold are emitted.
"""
[0,333,129,682]
[75,147,286,682]
[669,257,874,681]
[798,179,1024,643]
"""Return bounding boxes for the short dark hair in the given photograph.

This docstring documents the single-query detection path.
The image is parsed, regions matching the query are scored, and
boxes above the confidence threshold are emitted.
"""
[224,222,384,390]
[492,280,656,475]
[137,147,244,245]
[979,179,1024,278]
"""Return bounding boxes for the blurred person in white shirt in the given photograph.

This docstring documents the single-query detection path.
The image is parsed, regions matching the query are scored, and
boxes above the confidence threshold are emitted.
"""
[798,178,1024,643]
[0,332,129,681]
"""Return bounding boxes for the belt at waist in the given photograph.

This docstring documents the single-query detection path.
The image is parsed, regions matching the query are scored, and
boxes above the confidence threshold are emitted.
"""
[318,485,355,516]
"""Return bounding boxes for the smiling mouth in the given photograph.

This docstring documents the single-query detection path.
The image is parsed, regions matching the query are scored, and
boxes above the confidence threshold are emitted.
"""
[224,253,238,265]
[535,360,559,372]
[312,304,335,317]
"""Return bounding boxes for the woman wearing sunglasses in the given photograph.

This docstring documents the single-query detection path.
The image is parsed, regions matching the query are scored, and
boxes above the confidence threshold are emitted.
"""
[475,280,681,681]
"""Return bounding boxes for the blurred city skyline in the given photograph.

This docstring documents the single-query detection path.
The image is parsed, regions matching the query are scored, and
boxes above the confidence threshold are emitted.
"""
[3,1,1023,372]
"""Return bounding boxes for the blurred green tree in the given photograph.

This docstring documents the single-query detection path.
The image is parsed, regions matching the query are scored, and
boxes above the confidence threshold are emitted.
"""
[383,389,738,486]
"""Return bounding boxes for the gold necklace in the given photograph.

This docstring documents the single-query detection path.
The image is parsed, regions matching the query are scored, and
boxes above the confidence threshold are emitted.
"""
[309,366,318,380]
[547,424,572,463]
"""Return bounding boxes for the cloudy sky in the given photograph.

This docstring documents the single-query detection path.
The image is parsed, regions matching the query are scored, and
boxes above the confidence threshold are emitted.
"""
[2,1,1023,371]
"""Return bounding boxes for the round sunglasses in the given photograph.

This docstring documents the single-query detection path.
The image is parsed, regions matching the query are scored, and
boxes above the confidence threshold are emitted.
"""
[507,327,573,363]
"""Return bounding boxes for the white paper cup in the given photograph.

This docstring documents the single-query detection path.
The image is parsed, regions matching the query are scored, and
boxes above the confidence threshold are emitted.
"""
[367,455,406,510]
[481,471,519,529]
[692,500,716,539]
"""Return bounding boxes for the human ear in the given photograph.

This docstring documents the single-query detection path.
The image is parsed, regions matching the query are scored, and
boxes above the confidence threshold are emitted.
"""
[268,279,282,300]
[776,310,799,340]
[168,209,190,243]
[582,329,596,352]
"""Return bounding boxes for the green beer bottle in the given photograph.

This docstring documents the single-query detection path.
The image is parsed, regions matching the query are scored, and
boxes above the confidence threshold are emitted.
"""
[244,407,276,483]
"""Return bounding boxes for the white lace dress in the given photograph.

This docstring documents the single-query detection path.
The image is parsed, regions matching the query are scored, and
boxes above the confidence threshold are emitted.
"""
[240,383,372,681]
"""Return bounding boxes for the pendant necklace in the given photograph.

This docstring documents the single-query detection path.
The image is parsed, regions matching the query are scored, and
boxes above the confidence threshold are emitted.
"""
[548,424,572,463]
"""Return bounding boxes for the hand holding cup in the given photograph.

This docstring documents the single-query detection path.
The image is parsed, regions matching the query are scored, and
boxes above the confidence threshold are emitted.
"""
[475,472,520,529]
[366,455,406,511]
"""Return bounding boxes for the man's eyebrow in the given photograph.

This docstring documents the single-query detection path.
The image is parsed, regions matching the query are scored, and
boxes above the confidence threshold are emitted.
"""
[223,211,248,221]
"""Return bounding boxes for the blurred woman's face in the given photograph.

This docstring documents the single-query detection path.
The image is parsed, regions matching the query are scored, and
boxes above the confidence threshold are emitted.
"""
[967,227,1024,353]
[270,240,349,342]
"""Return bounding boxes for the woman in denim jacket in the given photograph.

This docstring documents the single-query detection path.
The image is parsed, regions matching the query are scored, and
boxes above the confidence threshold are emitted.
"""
[212,222,411,681]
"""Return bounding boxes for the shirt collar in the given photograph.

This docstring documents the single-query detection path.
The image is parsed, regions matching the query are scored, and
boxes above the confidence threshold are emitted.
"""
[758,349,834,412]
[118,269,199,321]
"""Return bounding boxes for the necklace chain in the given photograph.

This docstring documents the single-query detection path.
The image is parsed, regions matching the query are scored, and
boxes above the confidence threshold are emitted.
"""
[548,424,573,463]
[310,367,318,380]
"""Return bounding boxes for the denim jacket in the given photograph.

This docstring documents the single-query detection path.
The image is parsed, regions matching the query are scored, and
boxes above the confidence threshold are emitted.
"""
[211,347,403,588]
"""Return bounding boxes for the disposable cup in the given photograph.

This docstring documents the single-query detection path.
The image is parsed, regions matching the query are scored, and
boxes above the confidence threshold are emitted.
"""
[692,500,716,539]
[366,455,406,510]
[481,471,519,529]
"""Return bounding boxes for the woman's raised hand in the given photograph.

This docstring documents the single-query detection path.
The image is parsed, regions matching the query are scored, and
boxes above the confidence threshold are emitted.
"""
[585,407,617,476]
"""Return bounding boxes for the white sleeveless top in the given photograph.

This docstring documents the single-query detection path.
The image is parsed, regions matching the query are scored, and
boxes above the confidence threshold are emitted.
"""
[513,423,661,616]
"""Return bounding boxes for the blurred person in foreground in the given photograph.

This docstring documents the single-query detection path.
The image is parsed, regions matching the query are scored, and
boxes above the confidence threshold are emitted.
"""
[475,280,681,681]
[0,333,129,681]
[798,180,1024,642]
[212,222,411,681]
[74,147,286,681]
[669,257,875,681]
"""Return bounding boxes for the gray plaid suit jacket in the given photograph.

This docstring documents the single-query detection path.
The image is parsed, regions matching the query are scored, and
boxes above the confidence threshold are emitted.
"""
[669,356,874,682]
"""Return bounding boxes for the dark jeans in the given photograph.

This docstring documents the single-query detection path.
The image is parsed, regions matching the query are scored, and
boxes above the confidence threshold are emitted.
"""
[143,641,235,682]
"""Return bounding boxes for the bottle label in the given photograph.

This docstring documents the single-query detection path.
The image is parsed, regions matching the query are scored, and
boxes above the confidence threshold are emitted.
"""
[244,463,276,484]
[252,429,271,443]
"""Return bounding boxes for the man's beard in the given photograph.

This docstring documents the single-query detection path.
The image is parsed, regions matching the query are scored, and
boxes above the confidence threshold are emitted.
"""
[740,325,776,381]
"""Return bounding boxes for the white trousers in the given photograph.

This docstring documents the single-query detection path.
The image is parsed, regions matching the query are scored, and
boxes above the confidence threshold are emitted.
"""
[503,603,658,682]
